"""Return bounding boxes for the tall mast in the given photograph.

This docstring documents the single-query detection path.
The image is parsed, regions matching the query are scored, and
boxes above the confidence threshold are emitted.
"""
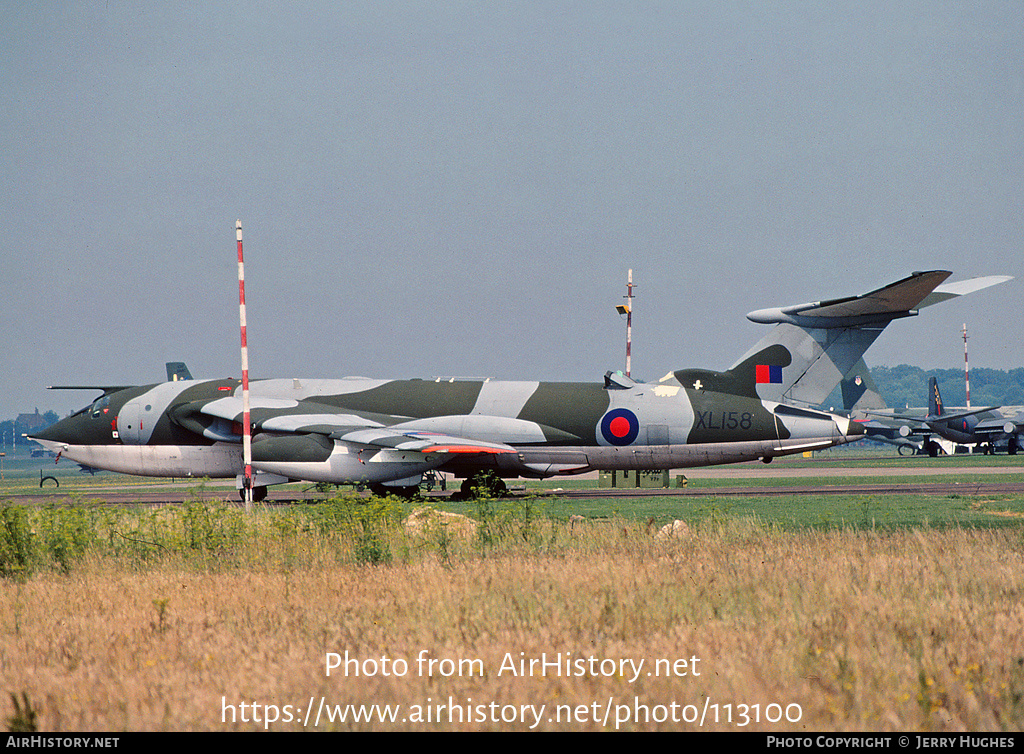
[625,270,634,377]
[963,323,971,408]
[237,220,253,510]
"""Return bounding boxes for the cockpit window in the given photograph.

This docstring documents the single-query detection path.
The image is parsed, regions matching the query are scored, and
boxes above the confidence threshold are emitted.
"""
[90,395,111,419]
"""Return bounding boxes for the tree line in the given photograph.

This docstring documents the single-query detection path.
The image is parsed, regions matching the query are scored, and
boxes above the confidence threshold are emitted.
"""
[1,412,60,448]
[870,365,1024,410]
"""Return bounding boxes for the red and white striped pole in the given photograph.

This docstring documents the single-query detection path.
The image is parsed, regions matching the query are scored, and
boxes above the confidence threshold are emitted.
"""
[237,220,253,509]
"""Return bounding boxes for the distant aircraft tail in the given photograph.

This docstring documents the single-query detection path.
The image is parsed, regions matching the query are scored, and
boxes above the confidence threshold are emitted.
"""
[731,271,1010,408]
[928,376,944,417]
[166,362,193,381]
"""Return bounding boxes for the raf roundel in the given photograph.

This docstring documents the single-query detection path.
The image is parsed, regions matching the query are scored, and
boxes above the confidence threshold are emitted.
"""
[600,408,640,446]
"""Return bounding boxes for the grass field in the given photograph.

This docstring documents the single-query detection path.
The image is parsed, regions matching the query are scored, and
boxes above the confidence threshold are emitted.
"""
[2,449,1023,732]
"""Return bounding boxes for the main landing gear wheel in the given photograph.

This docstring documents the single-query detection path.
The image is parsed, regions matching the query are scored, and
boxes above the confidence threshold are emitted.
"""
[460,472,508,498]
[368,483,420,499]
[238,486,267,502]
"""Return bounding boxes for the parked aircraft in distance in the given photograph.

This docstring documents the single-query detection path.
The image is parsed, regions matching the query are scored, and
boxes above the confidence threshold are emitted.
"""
[861,376,1023,456]
[32,270,1009,499]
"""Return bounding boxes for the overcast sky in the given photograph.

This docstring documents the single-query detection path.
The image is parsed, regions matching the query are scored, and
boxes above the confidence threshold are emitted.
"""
[2,1,1021,421]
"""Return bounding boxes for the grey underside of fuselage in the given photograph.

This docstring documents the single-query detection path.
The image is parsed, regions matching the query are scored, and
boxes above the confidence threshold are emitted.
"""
[491,437,837,474]
[56,443,242,478]
[54,436,836,482]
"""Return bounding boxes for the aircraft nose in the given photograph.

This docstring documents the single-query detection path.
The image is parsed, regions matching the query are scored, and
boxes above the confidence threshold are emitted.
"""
[30,437,66,455]
[29,411,111,448]
[30,422,71,446]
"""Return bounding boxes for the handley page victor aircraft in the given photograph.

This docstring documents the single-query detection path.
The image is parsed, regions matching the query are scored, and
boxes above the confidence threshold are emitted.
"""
[32,270,1009,499]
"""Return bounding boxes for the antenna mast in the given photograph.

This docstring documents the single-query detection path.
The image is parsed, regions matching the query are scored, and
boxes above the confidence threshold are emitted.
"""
[613,271,635,377]
[626,270,633,376]
[617,270,634,377]
[237,220,253,510]
[963,323,971,409]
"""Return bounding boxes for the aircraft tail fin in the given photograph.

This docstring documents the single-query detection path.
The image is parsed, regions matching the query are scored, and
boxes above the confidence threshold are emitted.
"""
[929,376,944,417]
[840,358,887,414]
[166,362,193,381]
[733,271,1009,408]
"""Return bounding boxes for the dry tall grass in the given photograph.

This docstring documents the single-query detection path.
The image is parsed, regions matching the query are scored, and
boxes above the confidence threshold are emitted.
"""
[1,503,1022,731]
